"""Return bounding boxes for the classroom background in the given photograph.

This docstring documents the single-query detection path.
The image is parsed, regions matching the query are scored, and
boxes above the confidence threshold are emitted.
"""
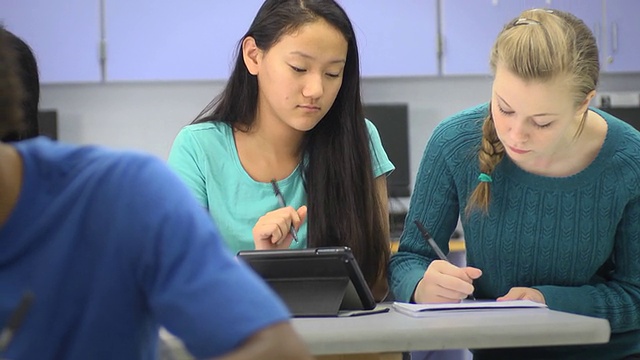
[2,0,639,212]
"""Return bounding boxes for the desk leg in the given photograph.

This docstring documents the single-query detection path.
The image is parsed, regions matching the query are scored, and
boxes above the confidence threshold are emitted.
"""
[316,353,402,360]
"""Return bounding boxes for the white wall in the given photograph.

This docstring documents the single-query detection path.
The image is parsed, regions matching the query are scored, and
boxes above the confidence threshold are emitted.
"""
[40,73,640,198]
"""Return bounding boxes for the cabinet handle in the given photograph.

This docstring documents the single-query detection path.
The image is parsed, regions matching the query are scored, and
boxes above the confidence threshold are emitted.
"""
[611,22,618,54]
[99,0,107,82]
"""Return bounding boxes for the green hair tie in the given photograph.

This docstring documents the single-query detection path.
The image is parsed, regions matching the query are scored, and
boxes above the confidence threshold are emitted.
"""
[478,173,493,183]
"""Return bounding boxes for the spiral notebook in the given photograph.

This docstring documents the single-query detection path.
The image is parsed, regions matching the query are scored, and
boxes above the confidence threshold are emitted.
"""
[393,300,547,317]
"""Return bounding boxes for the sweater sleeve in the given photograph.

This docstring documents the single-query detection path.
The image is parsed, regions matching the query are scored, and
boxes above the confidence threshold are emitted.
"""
[535,195,640,333]
[388,122,462,302]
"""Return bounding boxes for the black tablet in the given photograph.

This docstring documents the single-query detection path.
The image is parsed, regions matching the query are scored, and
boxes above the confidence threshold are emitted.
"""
[237,247,376,317]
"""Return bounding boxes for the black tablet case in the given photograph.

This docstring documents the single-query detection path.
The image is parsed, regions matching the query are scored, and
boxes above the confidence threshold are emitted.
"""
[237,247,376,317]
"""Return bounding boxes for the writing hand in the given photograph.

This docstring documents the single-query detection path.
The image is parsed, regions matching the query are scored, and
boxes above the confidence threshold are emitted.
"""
[497,287,546,304]
[252,205,307,250]
[414,260,482,303]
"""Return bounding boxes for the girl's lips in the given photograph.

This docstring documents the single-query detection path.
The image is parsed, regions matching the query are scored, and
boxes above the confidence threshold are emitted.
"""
[508,145,530,154]
[299,105,320,111]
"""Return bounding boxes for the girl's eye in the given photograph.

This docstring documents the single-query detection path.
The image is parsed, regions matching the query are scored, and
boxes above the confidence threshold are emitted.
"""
[290,65,306,73]
[326,73,340,78]
[498,105,514,116]
[534,122,552,129]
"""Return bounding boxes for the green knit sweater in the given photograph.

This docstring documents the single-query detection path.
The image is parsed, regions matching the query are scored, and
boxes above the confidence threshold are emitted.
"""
[389,103,640,359]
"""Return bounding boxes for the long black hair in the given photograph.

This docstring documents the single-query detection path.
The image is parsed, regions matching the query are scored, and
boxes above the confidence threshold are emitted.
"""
[194,0,389,287]
[0,28,39,141]
[0,25,25,139]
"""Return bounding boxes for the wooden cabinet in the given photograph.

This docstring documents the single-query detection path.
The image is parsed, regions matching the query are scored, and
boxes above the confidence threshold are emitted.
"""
[537,0,640,73]
[2,0,638,82]
[339,0,438,77]
[439,0,548,75]
[104,0,438,81]
[103,0,263,81]
[440,0,640,75]
[0,0,101,83]
[602,0,640,73]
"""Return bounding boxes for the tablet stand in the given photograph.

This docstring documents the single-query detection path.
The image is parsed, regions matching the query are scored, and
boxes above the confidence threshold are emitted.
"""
[266,277,350,317]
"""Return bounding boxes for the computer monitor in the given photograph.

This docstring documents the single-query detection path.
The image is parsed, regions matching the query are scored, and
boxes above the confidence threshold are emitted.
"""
[364,103,411,198]
[37,110,58,140]
[600,107,640,132]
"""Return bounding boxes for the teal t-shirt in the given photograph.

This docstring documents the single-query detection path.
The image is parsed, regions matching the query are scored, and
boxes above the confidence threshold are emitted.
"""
[168,119,394,254]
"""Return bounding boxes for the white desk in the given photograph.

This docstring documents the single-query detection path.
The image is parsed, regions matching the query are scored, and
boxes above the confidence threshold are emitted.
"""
[291,306,610,355]
[161,306,610,357]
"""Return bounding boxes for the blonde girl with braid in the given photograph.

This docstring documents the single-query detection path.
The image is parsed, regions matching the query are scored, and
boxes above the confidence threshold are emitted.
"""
[390,9,640,360]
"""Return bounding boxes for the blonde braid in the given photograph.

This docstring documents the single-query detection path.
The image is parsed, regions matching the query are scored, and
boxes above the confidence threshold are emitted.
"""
[465,114,505,215]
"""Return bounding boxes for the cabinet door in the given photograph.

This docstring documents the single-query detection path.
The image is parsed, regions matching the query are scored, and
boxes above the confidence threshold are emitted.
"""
[603,0,640,73]
[106,0,438,81]
[544,0,604,69]
[0,0,101,83]
[338,0,438,77]
[440,0,548,75]
[105,0,264,81]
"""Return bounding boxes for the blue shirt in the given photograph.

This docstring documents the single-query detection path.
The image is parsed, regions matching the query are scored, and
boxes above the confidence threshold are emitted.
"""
[0,138,290,360]
[167,120,395,254]
[390,104,640,359]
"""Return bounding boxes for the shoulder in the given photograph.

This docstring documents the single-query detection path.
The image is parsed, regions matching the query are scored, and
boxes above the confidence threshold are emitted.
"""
[14,139,205,255]
[169,121,235,166]
[175,121,231,145]
[364,118,380,136]
[17,137,187,204]
[363,118,385,149]
[432,103,487,143]
[413,104,488,187]
[599,108,640,163]
[597,109,640,196]
[426,103,487,163]
[180,121,230,134]
[15,137,153,176]
[363,118,396,177]
[93,150,191,207]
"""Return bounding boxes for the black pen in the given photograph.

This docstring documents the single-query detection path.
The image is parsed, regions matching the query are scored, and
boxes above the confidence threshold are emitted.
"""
[0,291,35,355]
[270,179,299,242]
[414,220,476,301]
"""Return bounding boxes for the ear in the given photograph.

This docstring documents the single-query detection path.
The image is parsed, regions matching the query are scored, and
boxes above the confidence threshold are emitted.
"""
[242,36,262,75]
[577,89,597,115]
